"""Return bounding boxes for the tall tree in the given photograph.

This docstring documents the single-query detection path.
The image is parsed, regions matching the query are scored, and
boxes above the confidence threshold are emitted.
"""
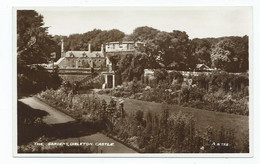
[91,29,125,50]
[138,30,194,70]
[17,10,61,96]
[168,30,195,70]
[126,26,159,42]
[17,10,58,65]
[60,29,125,51]
[211,39,236,71]
[230,35,249,72]
[191,38,212,66]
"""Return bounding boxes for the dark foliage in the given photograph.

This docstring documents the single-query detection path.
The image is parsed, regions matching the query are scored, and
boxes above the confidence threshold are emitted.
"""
[17,10,59,64]
[54,29,125,51]
[17,10,62,96]
[17,64,62,97]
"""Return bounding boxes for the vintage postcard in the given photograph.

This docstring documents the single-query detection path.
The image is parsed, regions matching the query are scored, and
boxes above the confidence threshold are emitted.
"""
[13,6,253,157]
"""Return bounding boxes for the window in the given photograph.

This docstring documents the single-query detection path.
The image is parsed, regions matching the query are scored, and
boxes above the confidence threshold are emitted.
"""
[69,52,74,57]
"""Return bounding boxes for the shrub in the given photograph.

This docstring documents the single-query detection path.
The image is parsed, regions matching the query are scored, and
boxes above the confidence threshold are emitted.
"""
[192,73,209,91]
[129,78,144,94]
[18,65,62,96]
[189,87,206,101]
[154,68,168,83]
[167,71,184,84]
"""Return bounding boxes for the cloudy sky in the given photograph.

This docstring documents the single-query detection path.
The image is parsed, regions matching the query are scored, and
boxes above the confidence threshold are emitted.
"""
[36,6,252,39]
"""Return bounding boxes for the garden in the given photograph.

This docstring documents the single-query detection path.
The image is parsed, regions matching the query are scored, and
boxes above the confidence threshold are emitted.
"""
[99,69,249,116]
[36,81,249,153]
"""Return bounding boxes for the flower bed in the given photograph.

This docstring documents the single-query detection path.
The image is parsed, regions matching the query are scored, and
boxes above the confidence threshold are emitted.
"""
[37,88,248,153]
[98,71,249,116]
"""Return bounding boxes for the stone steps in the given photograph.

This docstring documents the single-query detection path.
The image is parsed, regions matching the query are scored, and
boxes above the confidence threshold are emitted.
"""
[79,74,103,88]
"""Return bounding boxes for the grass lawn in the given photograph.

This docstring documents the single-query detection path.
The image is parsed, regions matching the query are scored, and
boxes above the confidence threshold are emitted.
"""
[96,94,249,150]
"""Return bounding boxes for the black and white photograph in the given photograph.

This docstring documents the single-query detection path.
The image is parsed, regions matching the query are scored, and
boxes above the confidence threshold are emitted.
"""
[13,6,252,157]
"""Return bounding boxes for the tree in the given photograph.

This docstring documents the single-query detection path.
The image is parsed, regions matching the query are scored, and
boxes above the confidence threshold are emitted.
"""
[17,10,58,65]
[191,36,248,72]
[153,31,173,67]
[168,30,195,70]
[191,38,212,66]
[59,29,125,51]
[130,28,194,70]
[107,53,121,71]
[118,54,134,81]
[154,68,168,83]
[230,35,249,72]
[126,26,159,42]
[17,64,62,96]
[211,39,235,71]
[17,10,62,96]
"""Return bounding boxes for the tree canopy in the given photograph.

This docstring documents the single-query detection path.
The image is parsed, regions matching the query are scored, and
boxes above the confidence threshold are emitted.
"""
[125,27,196,70]
[55,29,125,51]
[210,36,248,72]
[17,10,58,65]
[51,25,248,73]
[17,10,62,96]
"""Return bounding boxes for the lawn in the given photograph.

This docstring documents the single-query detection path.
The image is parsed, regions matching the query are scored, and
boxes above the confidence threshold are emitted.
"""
[96,94,249,150]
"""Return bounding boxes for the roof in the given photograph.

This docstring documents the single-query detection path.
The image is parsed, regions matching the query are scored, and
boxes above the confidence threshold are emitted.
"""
[196,64,210,69]
[106,41,135,44]
[65,51,104,58]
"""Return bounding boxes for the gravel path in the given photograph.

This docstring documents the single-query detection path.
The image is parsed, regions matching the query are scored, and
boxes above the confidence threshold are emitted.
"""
[19,97,75,124]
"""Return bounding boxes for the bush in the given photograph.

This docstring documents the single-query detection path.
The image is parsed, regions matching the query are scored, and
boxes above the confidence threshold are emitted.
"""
[130,77,144,94]
[18,65,62,96]
[167,71,184,84]
[189,87,206,101]
[203,92,249,115]
[154,68,168,83]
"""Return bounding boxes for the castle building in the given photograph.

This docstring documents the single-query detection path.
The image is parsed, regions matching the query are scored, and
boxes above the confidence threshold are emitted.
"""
[105,41,135,52]
[56,41,144,69]
[56,43,106,69]
[55,40,144,88]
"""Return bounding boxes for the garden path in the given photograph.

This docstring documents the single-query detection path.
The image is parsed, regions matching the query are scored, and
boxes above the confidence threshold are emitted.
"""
[20,97,75,124]
[18,97,137,153]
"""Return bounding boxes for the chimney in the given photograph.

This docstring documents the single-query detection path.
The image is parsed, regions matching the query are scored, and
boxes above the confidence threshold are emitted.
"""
[101,44,104,52]
[88,43,91,53]
[61,39,64,53]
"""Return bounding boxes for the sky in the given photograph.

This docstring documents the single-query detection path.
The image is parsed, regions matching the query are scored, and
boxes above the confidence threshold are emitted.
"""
[36,6,252,39]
